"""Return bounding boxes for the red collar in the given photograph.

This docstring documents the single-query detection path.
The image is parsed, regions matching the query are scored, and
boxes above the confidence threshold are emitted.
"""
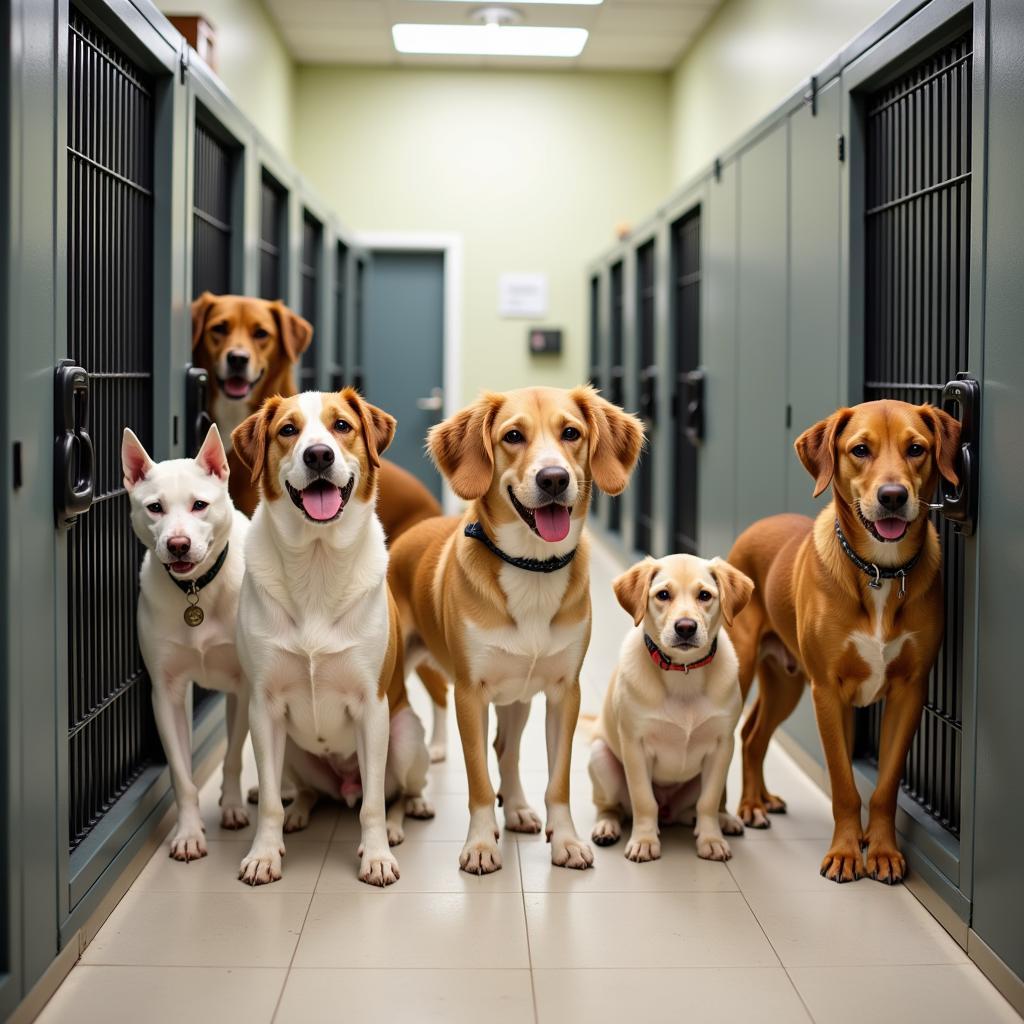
[644,634,718,673]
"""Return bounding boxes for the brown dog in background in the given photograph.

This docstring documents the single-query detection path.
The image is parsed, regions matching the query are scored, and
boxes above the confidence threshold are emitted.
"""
[727,400,960,884]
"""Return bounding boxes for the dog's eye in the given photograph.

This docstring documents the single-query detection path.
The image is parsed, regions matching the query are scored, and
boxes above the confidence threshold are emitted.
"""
[279,423,298,437]
[334,420,352,434]
[192,500,208,512]
[561,426,581,442]
[503,429,525,444]
[698,589,713,602]
[907,443,926,457]
[655,589,670,601]
[146,501,163,514]
[252,327,269,340]
[211,322,229,335]
[851,444,871,458]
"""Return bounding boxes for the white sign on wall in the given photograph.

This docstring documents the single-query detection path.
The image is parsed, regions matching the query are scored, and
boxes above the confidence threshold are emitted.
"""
[498,272,548,318]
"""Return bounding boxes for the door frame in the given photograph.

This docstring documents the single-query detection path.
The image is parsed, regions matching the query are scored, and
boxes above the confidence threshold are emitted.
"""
[355,231,463,515]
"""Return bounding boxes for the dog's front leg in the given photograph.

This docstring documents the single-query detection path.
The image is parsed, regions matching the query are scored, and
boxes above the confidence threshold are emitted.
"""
[151,680,206,861]
[455,682,502,874]
[544,683,593,869]
[695,734,736,861]
[864,674,927,884]
[220,689,250,830]
[356,693,400,886]
[239,692,287,885]
[495,701,542,833]
[617,728,660,863]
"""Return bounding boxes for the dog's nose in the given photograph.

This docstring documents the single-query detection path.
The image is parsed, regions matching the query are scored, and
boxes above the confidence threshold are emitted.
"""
[167,536,191,559]
[877,484,909,511]
[303,444,335,473]
[536,466,570,497]
[226,350,250,372]
[674,618,698,641]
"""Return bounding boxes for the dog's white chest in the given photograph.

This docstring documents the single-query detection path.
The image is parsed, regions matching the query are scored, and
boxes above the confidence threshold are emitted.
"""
[642,693,729,785]
[848,583,912,707]
[212,394,248,453]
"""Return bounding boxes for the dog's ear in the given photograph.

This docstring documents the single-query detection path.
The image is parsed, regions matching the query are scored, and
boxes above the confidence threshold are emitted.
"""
[612,558,661,627]
[570,385,644,496]
[917,404,961,488]
[195,423,230,482]
[428,393,503,501]
[269,301,313,364]
[794,408,855,498]
[121,428,154,491]
[191,292,217,350]
[232,397,281,485]
[343,388,395,470]
[709,557,754,627]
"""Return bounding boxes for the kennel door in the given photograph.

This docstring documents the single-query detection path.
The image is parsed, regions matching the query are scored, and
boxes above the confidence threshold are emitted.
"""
[607,259,625,534]
[299,210,322,391]
[634,239,657,555]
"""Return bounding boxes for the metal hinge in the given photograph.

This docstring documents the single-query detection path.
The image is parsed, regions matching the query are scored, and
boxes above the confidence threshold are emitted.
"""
[805,75,819,116]
[837,134,846,162]
[785,404,793,429]
[713,157,722,183]
[179,47,189,85]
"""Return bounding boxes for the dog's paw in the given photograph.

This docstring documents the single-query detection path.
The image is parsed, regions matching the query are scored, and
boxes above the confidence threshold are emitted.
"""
[246,785,260,806]
[718,811,745,836]
[459,837,503,875]
[359,847,400,887]
[550,831,595,870]
[220,804,249,831]
[866,844,907,885]
[386,822,405,847]
[169,824,207,862]
[428,742,446,764]
[282,804,312,834]
[624,834,661,863]
[696,833,732,861]
[763,791,787,814]
[738,798,772,829]
[592,817,622,846]
[503,804,543,834]
[238,844,284,886]
[820,840,866,884]
[405,796,435,820]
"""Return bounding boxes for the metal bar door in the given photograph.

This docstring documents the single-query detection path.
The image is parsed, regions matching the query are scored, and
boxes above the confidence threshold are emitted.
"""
[588,273,602,517]
[607,259,625,534]
[331,240,348,389]
[191,120,232,296]
[634,240,657,554]
[258,170,286,300]
[299,210,322,391]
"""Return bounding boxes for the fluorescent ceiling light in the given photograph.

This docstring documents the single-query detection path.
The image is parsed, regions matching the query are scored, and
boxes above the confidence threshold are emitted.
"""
[392,23,589,58]
[419,0,601,4]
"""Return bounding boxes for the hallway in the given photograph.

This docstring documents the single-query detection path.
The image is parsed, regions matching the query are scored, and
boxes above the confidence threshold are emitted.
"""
[35,538,1017,1024]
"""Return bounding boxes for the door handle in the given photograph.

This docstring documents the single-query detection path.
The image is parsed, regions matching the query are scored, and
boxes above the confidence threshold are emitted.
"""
[185,364,213,456]
[54,359,95,527]
[938,374,980,536]
[609,366,625,405]
[416,387,444,412]
[639,366,658,425]
[681,368,705,448]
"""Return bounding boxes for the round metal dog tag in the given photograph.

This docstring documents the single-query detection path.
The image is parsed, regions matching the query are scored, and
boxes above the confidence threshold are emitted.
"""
[184,604,205,627]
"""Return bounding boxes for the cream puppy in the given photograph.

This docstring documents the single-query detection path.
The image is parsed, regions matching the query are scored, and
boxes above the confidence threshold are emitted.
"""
[123,424,250,861]
[232,389,431,888]
[589,554,754,862]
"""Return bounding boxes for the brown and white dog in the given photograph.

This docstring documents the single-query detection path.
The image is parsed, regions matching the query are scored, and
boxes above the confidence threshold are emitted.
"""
[231,390,433,887]
[590,554,753,863]
[389,386,643,874]
[727,399,960,884]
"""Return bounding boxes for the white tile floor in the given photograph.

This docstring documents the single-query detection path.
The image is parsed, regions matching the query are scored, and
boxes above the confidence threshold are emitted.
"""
[37,539,1020,1024]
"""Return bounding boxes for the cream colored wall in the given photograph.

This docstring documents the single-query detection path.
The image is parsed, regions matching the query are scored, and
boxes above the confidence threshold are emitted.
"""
[157,0,295,156]
[670,0,894,184]
[293,67,671,403]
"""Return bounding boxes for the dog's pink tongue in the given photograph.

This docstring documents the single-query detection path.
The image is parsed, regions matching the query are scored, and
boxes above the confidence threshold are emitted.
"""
[223,376,249,398]
[534,504,571,542]
[875,517,908,541]
[301,481,342,521]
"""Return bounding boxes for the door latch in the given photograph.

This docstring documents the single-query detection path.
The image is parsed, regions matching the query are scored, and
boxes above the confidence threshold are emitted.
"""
[54,359,95,527]
[639,366,658,426]
[681,369,705,448]
[938,374,980,536]
[185,364,213,456]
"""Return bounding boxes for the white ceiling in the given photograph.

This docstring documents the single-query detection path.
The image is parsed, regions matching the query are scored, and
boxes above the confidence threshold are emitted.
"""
[264,0,725,71]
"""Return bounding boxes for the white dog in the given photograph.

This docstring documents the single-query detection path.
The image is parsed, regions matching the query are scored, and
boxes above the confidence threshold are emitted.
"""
[589,554,753,862]
[232,390,433,888]
[123,424,250,860]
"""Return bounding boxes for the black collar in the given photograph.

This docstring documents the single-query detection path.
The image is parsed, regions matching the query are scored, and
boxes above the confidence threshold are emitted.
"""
[164,543,230,595]
[464,521,577,574]
[833,518,923,597]
[644,634,718,673]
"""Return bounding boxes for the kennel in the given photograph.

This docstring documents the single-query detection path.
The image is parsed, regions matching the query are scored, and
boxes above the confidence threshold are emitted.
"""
[585,0,1023,1002]
[1,1,367,1014]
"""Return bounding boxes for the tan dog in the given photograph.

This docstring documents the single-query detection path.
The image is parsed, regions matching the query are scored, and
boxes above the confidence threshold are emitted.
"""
[389,386,643,874]
[727,399,960,884]
[232,389,433,887]
[589,554,753,862]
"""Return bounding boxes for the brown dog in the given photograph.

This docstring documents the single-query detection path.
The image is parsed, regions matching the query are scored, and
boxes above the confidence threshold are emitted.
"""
[389,386,643,874]
[727,400,960,884]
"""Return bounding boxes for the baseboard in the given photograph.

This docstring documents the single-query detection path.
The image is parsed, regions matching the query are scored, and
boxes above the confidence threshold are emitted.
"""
[11,738,227,1024]
[968,930,1024,1018]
